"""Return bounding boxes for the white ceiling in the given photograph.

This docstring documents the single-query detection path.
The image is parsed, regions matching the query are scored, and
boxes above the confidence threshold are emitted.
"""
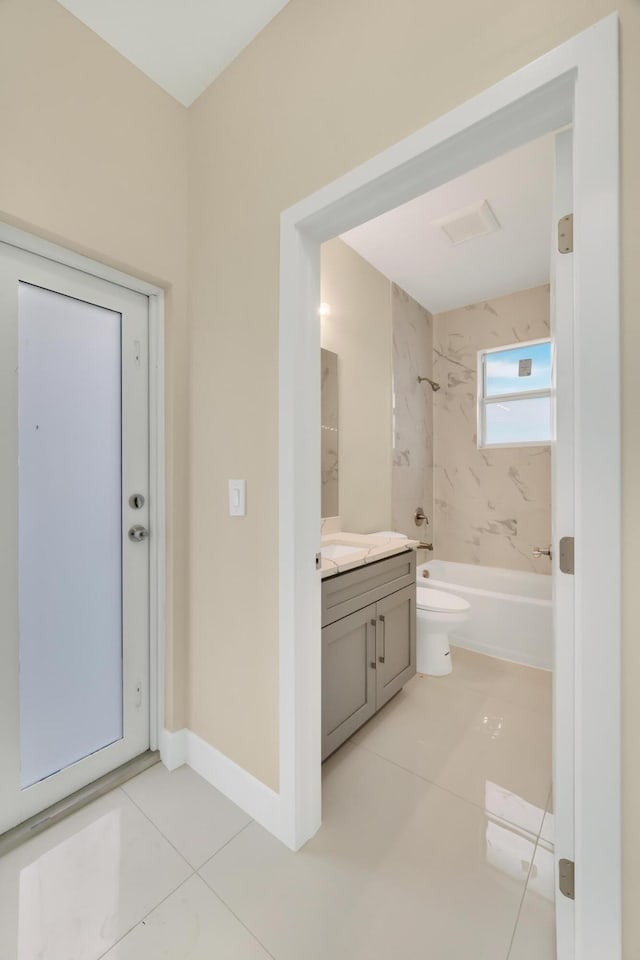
[56,0,291,106]
[340,135,555,314]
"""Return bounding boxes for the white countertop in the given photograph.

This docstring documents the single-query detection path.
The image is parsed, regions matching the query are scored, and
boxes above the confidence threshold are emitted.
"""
[319,532,419,578]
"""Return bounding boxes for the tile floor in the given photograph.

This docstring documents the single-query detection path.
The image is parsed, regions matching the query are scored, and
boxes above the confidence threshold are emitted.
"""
[0,646,555,960]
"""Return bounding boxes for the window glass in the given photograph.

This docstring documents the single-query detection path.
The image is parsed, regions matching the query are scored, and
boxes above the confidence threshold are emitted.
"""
[484,395,552,446]
[485,341,552,397]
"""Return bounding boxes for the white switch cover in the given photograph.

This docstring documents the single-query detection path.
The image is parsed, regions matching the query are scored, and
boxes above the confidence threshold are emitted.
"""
[228,479,246,517]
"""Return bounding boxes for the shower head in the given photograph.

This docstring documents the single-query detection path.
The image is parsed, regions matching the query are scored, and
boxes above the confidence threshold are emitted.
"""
[418,376,441,392]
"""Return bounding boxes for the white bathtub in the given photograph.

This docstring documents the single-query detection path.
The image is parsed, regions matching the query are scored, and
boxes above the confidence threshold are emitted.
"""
[416,559,552,670]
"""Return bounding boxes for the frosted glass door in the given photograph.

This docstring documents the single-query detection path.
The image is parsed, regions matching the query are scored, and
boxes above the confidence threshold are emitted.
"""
[0,241,150,834]
[18,283,123,788]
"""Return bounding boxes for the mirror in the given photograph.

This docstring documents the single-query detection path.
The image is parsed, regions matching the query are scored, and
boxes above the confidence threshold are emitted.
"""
[321,348,339,517]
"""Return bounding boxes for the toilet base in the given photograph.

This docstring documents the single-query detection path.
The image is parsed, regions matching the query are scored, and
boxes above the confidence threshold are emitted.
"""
[417,629,452,677]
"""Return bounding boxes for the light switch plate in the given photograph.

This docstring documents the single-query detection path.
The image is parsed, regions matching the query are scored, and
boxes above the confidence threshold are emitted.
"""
[228,479,246,517]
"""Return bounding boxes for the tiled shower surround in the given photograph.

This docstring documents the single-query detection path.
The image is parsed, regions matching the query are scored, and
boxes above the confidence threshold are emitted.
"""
[392,283,551,574]
[433,284,551,574]
[391,283,434,540]
[321,348,339,518]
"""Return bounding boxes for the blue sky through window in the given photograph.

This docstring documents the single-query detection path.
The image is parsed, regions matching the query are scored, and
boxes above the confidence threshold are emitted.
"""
[485,341,551,397]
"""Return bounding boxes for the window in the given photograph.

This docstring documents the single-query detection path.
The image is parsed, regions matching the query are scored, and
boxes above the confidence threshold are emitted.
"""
[478,339,552,447]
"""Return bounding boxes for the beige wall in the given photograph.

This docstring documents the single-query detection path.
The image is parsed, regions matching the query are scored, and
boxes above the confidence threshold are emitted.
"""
[433,286,552,573]
[0,0,190,730]
[320,239,392,533]
[187,0,640,947]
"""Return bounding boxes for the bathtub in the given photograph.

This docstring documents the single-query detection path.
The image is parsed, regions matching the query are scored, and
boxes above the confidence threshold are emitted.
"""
[416,559,552,670]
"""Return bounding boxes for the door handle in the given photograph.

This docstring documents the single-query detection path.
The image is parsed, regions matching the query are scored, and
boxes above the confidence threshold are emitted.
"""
[378,614,386,663]
[128,525,149,542]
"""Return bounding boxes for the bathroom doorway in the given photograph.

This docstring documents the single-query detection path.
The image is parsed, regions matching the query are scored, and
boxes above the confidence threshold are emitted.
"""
[278,17,620,960]
[316,128,564,956]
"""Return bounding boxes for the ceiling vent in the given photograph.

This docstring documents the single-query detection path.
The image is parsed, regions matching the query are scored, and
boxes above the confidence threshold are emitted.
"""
[433,200,500,246]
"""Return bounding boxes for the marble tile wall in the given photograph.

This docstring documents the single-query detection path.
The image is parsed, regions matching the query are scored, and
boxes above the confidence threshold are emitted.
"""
[433,284,551,574]
[391,284,434,542]
[321,348,339,518]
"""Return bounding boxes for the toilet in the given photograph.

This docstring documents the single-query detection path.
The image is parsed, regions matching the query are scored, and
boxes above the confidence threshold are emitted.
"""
[416,586,470,676]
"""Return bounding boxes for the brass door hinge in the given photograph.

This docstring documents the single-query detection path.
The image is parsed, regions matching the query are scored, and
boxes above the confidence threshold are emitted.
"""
[559,536,575,575]
[559,858,575,900]
[558,214,573,254]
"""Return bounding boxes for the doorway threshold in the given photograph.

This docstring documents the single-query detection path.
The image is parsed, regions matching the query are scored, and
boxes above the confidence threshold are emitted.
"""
[0,750,159,857]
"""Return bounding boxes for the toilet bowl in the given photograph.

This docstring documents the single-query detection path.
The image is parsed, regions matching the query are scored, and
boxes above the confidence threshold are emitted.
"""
[416,586,470,676]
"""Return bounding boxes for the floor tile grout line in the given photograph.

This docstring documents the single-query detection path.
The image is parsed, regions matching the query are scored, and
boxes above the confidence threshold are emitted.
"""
[198,868,278,959]
[538,785,554,843]
[92,791,256,959]
[196,818,254,872]
[96,871,196,960]
[504,831,543,960]
[351,739,546,841]
[405,682,552,732]
[118,786,197,870]
[427,651,552,695]
[503,773,553,960]
[122,782,255,872]
[428,672,552,711]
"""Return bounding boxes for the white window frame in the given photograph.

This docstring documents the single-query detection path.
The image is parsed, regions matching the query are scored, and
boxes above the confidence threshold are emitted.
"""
[477,336,553,449]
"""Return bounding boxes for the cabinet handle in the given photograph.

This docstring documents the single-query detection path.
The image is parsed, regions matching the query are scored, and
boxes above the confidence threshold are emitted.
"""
[379,614,386,663]
[369,619,377,668]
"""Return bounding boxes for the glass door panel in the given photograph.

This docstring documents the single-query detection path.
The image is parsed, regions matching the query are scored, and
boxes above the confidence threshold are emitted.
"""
[18,283,123,788]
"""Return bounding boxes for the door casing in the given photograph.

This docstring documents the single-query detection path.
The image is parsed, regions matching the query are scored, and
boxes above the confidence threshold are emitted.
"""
[278,14,620,960]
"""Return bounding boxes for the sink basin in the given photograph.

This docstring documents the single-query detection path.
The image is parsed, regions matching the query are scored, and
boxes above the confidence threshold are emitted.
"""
[321,544,363,561]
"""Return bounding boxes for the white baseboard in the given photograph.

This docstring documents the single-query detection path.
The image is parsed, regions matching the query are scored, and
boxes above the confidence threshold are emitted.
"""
[159,728,284,843]
[158,727,188,771]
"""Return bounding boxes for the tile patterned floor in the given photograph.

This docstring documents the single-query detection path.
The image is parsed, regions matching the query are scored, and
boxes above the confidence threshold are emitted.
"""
[0,646,555,959]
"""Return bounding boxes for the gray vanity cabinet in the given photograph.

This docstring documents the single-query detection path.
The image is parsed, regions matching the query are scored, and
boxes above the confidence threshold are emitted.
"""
[322,551,416,760]
[375,584,416,709]
[322,604,377,760]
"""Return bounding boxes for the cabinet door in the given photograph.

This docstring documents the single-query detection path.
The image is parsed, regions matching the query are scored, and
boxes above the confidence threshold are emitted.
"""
[322,603,377,760]
[375,585,416,709]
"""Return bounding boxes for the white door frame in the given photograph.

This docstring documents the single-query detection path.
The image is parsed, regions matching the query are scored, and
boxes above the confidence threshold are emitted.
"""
[278,14,620,960]
[0,222,167,761]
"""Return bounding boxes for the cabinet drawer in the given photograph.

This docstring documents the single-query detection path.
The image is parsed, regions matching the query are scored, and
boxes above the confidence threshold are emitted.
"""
[322,550,416,627]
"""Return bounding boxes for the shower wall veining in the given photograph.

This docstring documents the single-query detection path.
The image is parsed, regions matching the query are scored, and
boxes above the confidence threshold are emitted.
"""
[433,284,552,574]
[320,239,551,575]
[391,283,434,539]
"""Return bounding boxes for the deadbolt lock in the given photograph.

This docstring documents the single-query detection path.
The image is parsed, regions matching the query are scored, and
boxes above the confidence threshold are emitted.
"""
[128,493,145,509]
[128,525,149,542]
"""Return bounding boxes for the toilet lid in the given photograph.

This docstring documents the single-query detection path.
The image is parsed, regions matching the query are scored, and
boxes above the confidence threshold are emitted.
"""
[416,586,470,613]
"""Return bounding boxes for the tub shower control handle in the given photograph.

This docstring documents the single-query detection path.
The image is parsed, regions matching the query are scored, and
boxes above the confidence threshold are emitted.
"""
[378,614,386,663]
[533,545,552,559]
